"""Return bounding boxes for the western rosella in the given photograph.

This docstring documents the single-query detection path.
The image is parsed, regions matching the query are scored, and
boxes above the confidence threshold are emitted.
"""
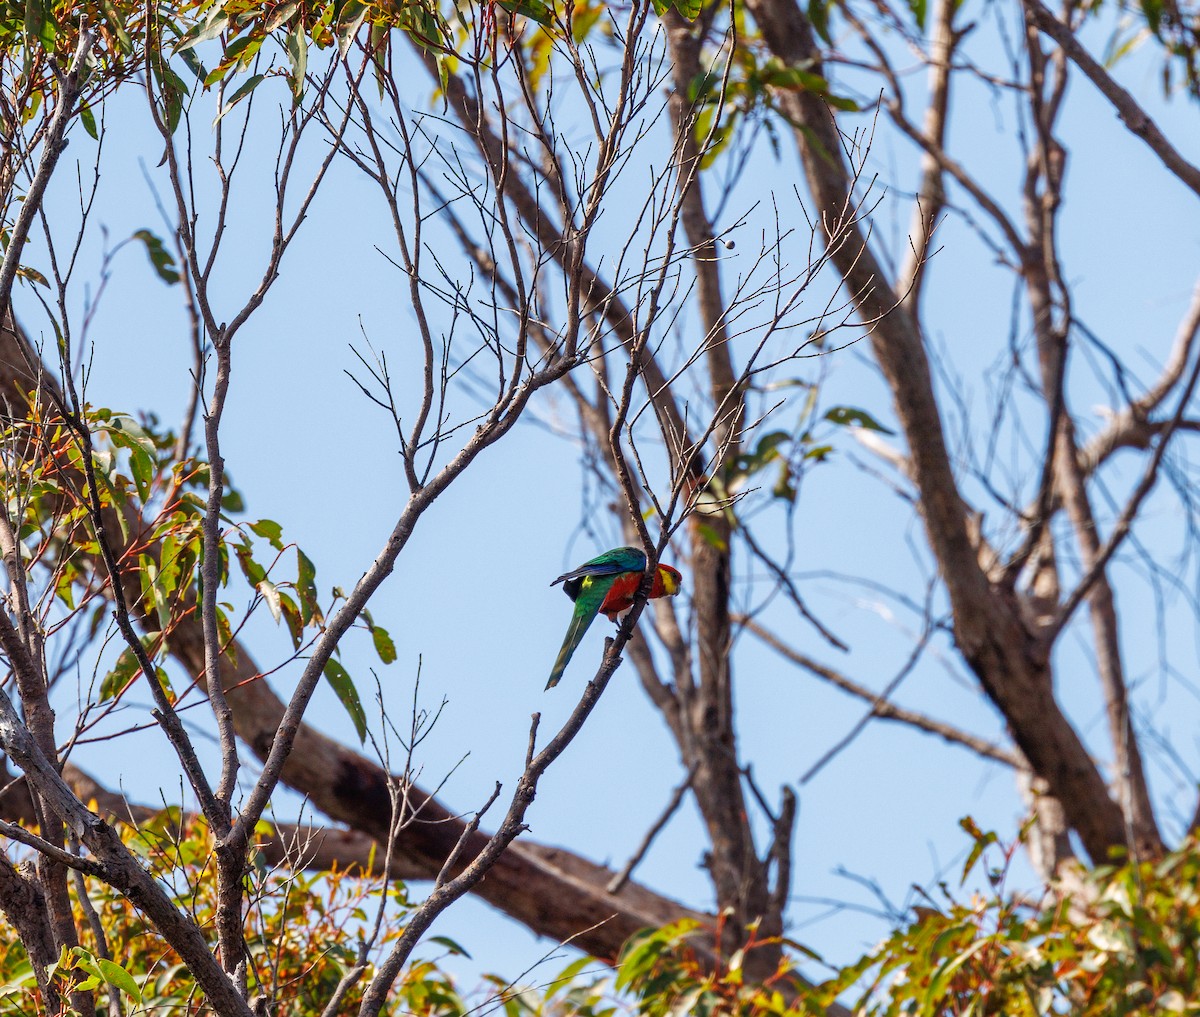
[546,546,682,690]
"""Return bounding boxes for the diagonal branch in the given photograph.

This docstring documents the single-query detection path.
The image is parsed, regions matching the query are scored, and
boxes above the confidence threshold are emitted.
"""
[740,616,1020,767]
[1023,0,1200,198]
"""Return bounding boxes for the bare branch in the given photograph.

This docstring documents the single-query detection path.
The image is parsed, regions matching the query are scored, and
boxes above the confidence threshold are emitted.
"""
[607,763,698,894]
[1023,0,1200,198]
[740,616,1020,768]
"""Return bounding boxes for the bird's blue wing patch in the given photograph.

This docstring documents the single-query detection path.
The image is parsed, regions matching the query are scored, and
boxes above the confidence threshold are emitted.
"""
[550,546,646,587]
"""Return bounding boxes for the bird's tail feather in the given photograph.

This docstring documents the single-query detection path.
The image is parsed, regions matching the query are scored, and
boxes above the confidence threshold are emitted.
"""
[546,611,592,690]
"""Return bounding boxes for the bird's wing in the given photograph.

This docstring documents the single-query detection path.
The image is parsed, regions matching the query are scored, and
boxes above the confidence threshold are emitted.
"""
[550,546,646,589]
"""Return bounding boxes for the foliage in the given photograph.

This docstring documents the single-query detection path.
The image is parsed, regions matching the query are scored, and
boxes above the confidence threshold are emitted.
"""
[604,826,1200,1017]
[1104,0,1200,97]
[808,826,1200,1017]
[0,812,463,1014]
[6,817,1200,1015]
[1,396,386,742]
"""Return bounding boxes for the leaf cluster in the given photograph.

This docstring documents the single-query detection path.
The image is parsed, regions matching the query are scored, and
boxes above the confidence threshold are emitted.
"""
[4,399,391,745]
[0,813,428,1013]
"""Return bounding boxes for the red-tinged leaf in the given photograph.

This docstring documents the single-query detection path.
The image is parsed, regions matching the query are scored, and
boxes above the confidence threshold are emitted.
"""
[215,606,236,663]
[15,264,49,287]
[99,0,134,53]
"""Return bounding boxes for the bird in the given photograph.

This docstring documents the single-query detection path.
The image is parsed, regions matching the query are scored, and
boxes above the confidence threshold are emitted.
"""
[546,546,682,690]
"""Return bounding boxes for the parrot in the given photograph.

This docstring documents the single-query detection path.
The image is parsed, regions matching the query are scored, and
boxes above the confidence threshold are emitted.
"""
[546,546,683,690]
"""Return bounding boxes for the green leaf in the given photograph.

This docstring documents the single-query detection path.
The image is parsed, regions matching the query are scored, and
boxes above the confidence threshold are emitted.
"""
[79,104,98,140]
[139,553,171,631]
[154,63,192,134]
[688,70,722,104]
[696,523,729,551]
[105,414,157,456]
[130,448,154,502]
[496,0,554,27]
[214,74,265,126]
[336,0,370,55]
[727,430,790,492]
[370,624,397,664]
[54,567,76,610]
[773,461,797,502]
[323,658,366,743]
[297,549,318,625]
[95,958,141,1003]
[823,406,895,434]
[221,484,245,513]
[132,230,181,285]
[100,647,140,702]
[249,518,284,550]
[434,52,452,97]
[428,935,472,958]
[808,0,832,44]
[285,27,307,102]
[235,540,266,586]
[1142,0,1163,33]
[907,0,927,30]
[958,816,998,883]
[175,7,230,52]
[264,0,301,31]
[24,0,56,49]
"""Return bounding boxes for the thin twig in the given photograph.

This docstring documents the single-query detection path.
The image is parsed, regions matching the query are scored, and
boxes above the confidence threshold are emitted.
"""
[607,763,698,894]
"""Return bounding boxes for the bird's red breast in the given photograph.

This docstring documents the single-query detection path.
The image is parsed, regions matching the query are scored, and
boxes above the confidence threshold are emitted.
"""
[599,564,683,620]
